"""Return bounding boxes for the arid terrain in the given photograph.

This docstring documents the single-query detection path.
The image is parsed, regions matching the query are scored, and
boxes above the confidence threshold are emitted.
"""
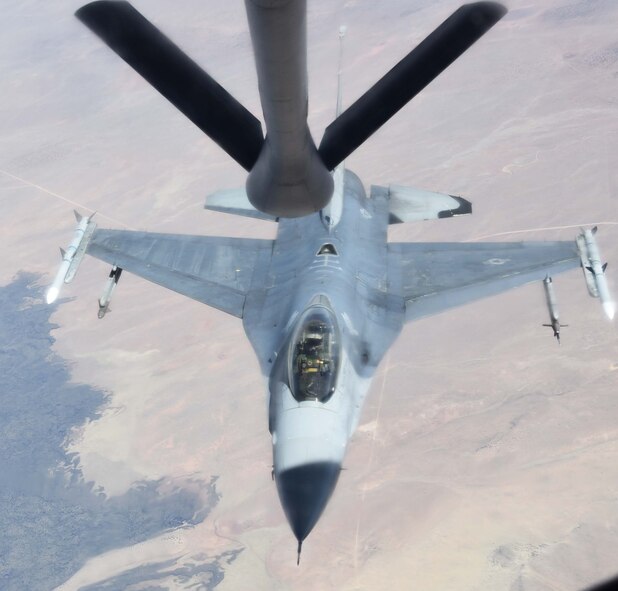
[1,1,617,589]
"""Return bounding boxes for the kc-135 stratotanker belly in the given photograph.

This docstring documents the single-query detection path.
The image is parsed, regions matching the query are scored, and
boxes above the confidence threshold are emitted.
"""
[47,0,614,562]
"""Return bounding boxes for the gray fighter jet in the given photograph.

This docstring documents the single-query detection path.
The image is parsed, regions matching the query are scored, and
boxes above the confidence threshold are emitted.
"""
[48,1,603,560]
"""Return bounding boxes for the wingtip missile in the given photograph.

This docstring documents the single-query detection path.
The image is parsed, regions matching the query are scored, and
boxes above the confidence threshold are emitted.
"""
[578,227,614,321]
[47,211,97,304]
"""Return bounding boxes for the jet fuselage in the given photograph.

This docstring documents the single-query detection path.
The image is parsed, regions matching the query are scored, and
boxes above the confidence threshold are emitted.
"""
[242,170,404,544]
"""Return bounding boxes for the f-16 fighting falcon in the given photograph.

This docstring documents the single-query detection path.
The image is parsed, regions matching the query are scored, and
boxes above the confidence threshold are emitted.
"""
[47,0,614,562]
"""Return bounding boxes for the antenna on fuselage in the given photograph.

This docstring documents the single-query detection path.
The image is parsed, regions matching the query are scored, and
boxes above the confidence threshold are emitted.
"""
[322,25,348,231]
[336,25,347,119]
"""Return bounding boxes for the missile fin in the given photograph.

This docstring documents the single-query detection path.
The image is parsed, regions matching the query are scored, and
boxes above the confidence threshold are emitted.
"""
[73,210,83,222]
[602,262,608,273]
[60,247,66,258]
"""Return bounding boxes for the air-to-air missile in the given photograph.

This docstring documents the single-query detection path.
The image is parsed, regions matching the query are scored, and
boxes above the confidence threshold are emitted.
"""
[542,275,567,343]
[97,265,122,319]
[577,226,615,320]
[46,211,96,304]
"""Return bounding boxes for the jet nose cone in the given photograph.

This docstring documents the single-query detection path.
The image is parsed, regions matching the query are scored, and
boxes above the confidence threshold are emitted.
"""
[276,461,341,542]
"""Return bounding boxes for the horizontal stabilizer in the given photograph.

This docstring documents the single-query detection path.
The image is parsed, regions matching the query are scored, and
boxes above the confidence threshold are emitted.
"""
[371,185,472,224]
[76,1,264,170]
[205,189,277,222]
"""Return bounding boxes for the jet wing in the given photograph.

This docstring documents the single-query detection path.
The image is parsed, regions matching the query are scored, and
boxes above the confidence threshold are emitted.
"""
[389,241,580,322]
[86,229,273,318]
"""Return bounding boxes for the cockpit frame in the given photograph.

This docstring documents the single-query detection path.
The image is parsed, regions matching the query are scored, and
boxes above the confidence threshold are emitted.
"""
[288,305,340,403]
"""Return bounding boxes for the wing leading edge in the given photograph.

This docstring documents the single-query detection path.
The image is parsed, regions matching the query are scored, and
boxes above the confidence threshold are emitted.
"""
[390,240,580,322]
[86,229,273,318]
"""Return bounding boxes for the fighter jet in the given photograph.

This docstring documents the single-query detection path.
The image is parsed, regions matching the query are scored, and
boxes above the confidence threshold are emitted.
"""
[47,0,611,560]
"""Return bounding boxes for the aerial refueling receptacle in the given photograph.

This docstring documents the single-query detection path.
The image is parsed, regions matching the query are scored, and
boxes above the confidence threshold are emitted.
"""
[46,210,96,304]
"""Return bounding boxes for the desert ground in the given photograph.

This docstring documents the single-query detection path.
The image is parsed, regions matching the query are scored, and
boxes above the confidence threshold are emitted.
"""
[1,0,617,589]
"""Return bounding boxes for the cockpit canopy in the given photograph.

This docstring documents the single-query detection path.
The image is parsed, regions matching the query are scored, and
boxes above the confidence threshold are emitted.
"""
[289,306,340,403]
